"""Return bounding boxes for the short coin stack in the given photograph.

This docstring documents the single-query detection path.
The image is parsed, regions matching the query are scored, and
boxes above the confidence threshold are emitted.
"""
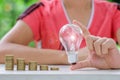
[40,65,48,71]
[29,61,37,71]
[50,67,59,71]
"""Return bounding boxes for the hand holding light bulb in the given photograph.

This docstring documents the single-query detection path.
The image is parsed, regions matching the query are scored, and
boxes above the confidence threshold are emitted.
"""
[70,20,120,70]
[59,24,83,64]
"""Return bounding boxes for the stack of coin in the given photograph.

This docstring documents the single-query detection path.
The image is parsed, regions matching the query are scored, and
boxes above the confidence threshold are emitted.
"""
[5,55,14,70]
[29,61,37,71]
[40,65,48,71]
[50,67,59,71]
[17,58,25,70]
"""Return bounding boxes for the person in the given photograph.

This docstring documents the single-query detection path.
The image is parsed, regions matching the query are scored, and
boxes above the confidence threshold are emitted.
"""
[0,0,120,69]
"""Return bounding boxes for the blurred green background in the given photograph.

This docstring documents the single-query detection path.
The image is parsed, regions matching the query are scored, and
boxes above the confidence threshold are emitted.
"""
[0,0,120,47]
[0,0,38,39]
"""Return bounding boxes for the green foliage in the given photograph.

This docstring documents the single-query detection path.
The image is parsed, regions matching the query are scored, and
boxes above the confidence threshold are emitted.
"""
[117,44,120,50]
[0,0,38,39]
[109,0,120,3]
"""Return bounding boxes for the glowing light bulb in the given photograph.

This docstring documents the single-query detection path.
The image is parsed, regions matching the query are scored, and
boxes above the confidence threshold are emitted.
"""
[59,24,83,64]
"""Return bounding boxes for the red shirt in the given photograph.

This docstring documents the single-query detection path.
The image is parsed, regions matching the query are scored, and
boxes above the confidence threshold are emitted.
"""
[21,0,120,50]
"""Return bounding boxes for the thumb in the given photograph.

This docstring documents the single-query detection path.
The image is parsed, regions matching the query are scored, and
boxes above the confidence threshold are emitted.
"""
[70,60,91,70]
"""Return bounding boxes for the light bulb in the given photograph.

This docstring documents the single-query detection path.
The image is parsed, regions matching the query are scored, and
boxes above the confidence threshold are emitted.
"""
[59,24,83,64]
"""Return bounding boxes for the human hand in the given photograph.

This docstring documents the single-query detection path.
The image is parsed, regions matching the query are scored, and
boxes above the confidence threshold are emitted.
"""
[71,20,120,70]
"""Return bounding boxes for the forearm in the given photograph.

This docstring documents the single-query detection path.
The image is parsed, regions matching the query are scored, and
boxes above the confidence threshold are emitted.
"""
[0,43,68,65]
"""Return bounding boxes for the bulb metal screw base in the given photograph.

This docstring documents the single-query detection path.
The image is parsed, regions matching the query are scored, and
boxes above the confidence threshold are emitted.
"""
[67,53,77,64]
[72,63,76,65]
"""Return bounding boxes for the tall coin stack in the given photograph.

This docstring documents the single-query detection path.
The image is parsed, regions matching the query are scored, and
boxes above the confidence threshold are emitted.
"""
[5,55,14,70]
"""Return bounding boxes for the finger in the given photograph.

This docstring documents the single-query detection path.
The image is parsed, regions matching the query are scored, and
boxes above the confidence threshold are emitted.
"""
[94,38,107,56]
[86,35,94,51]
[72,20,90,38]
[72,20,94,51]
[70,60,91,70]
[86,35,99,52]
[102,38,116,55]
